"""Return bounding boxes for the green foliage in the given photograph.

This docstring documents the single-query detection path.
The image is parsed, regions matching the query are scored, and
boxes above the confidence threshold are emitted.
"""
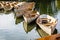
[57,1,60,10]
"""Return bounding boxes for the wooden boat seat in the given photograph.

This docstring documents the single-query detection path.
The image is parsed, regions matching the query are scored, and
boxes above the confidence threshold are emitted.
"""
[30,14,35,17]
[37,18,57,26]
[23,10,38,18]
[43,22,56,27]
[37,18,56,27]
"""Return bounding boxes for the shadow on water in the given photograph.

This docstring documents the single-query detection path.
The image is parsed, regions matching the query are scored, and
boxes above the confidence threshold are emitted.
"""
[15,16,24,24]
[0,9,4,13]
[23,21,36,33]
[36,26,49,37]
[53,28,58,34]
[0,10,14,15]
[4,11,14,14]
[36,25,58,37]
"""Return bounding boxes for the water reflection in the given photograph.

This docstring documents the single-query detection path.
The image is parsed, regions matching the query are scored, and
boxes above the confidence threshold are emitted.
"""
[4,11,13,14]
[36,25,57,37]
[0,11,40,40]
[36,26,49,37]
[23,21,36,33]
[15,17,24,24]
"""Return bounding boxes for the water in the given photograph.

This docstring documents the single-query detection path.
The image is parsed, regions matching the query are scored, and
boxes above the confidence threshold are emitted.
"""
[0,10,59,40]
[0,11,40,40]
[56,10,60,33]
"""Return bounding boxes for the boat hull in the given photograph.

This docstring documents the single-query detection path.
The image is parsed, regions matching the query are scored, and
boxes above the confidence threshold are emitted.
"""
[36,23,56,35]
[36,14,57,35]
[14,2,35,13]
[23,11,40,23]
[4,6,13,11]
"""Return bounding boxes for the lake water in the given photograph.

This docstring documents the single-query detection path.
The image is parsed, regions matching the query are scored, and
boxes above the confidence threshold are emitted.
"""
[0,10,59,40]
[0,11,40,40]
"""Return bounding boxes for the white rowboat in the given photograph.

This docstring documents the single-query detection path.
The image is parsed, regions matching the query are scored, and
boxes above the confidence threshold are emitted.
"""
[36,14,57,35]
[23,11,40,23]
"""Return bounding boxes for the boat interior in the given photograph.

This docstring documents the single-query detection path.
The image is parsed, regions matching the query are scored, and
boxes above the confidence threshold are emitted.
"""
[37,18,57,27]
[24,10,38,18]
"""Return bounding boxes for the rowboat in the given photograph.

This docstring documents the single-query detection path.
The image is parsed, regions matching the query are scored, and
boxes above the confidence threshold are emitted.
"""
[10,1,19,8]
[23,10,40,23]
[36,14,57,35]
[37,34,60,40]
[3,2,13,11]
[18,2,35,10]
[14,2,35,12]
[14,2,25,13]
[14,2,35,17]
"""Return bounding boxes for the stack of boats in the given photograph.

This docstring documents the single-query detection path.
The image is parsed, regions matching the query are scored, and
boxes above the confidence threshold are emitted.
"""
[14,2,36,17]
[0,1,20,11]
[16,2,58,40]
[17,2,58,37]
[0,1,40,23]
[14,2,40,23]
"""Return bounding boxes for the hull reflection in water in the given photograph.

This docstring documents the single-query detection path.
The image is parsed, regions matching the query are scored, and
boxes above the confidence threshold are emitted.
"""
[36,26,57,37]
[4,11,14,14]
[23,21,36,33]
[36,27,49,37]
[15,16,24,24]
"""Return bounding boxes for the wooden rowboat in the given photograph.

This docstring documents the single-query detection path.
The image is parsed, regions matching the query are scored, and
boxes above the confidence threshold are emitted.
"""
[36,14,57,35]
[14,2,35,12]
[3,2,13,11]
[10,1,19,8]
[37,34,60,40]
[23,10,40,23]
[14,2,35,17]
